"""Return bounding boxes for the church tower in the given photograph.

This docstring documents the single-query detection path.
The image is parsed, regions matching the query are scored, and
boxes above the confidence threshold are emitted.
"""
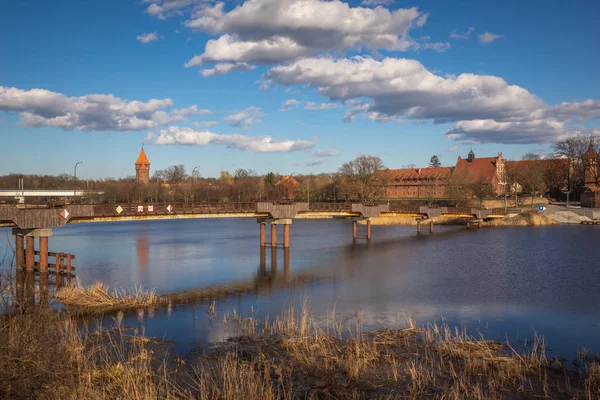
[135,147,151,185]
[583,138,599,187]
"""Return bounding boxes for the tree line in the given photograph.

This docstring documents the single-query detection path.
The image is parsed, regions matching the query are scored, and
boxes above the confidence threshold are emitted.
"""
[0,135,596,205]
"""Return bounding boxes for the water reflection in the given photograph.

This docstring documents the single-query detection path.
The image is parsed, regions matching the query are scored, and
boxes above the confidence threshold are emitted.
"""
[2,220,600,359]
[136,236,149,272]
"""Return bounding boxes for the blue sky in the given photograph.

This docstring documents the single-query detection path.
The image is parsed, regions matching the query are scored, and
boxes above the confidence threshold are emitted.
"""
[1,0,599,179]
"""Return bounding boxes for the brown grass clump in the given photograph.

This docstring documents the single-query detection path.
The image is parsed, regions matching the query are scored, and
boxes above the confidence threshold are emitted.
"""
[486,212,556,227]
[54,281,164,312]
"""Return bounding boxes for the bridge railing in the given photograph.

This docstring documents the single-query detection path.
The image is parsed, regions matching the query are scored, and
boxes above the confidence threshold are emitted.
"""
[308,202,353,212]
[91,202,259,217]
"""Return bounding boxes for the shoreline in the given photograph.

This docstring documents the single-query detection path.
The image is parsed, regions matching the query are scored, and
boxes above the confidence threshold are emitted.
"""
[1,301,598,399]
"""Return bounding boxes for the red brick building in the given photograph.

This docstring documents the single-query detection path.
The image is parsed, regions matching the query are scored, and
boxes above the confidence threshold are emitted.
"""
[379,167,453,199]
[275,175,301,200]
[581,140,600,208]
[379,150,506,199]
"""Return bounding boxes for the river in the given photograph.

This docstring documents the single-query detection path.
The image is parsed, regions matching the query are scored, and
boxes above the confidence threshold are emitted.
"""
[1,219,599,358]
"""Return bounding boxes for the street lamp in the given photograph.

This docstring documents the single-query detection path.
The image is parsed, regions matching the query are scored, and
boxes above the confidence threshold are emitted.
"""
[192,166,201,179]
[73,161,83,199]
[74,161,83,180]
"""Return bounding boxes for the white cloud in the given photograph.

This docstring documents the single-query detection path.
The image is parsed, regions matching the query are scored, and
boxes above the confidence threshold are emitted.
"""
[143,0,200,19]
[200,62,256,77]
[136,32,160,43]
[0,85,207,132]
[265,56,600,144]
[183,0,433,74]
[224,106,264,128]
[267,57,544,123]
[193,120,218,127]
[171,105,213,116]
[153,126,315,152]
[305,102,342,111]
[361,0,394,6]
[279,99,301,112]
[447,146,459,152]
[314,149,340,157]
[422,41,451,52]
[478,31,503,44]
[445,119,566,144]
[450,27,474,40]
[305,157,325,166]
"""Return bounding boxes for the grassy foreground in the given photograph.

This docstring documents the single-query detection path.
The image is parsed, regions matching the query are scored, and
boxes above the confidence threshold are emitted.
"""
[1,292,599,399]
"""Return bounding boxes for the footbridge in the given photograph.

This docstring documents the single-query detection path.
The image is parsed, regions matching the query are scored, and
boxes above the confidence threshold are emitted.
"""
[1,202,515,283]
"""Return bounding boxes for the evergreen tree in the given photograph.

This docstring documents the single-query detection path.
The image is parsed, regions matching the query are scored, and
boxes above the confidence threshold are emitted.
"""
[429,155,441,168]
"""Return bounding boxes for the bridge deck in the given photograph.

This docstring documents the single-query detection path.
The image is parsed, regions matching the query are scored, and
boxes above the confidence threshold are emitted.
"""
[0,202,521,228]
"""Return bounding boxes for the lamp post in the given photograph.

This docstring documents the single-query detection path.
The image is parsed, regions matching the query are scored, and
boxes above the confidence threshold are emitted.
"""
[74,161,83,180]
[192,166,201,179]
[74,161,83,197]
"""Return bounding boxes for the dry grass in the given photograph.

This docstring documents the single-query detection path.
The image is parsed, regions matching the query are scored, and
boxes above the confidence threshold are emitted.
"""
[486,212,557,227]
[1,274,598,399]
[54,280,164,312]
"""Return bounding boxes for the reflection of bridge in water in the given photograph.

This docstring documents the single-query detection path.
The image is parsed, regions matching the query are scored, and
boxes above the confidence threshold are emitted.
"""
[2,202,516,305]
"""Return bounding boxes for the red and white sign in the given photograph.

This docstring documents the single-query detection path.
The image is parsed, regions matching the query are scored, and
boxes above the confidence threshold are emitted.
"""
[137,205,144,213]
[61,209,70,220]
[147,204,154,213]
[167,204,173,213]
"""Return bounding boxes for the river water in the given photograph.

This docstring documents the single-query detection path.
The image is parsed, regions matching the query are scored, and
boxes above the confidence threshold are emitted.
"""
[1,219,599,358]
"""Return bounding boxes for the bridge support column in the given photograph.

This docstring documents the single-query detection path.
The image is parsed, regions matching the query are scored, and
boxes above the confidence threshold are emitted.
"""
[366,219,372,240]
[352,221,357,239]
[271,224,277,247]
[26,236,35,271]
[15,233,24,271]
[259,222,266,247]
[283,224,290,248]
[39,236,48,272]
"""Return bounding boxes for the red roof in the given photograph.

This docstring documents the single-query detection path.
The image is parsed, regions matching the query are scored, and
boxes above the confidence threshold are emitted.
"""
[135,148,150,165]
[454,157,498,182]
[584,143,599,161]
[377,167,453,186]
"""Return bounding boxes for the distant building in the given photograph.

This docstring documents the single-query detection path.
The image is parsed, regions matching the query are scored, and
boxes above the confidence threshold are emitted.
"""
[379,167,453,199]
[378,150,506,199]
[135,148,150,185]
[275,175,301,200]
[454,151,506,195]
[581,139,600,208]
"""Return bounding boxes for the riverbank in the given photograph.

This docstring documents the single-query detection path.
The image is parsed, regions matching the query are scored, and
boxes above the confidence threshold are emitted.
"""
[1,299,598,399]
[368,210,588,227]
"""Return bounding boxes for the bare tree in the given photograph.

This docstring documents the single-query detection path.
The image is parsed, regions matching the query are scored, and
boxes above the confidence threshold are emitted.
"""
[338,155,385,203]
[153,165,187,184]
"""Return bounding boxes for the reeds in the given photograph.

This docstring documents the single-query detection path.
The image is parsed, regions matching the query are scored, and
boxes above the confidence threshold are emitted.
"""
[54,280,164,312]
[2,281,598,399]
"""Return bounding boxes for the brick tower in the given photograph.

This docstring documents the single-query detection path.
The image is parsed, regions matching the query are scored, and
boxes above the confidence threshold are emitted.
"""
[583,138,599,187]
[135,147,150,185]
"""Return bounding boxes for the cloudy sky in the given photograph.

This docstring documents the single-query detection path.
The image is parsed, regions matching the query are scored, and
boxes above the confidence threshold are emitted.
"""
[1,0,599,179]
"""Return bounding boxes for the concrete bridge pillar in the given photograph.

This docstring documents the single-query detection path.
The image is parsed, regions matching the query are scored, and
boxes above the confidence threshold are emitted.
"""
[271,224,277,247]
[259,222,266,247]
[283,224,290,248]
[367,219,372,240]
[352,221,357,239]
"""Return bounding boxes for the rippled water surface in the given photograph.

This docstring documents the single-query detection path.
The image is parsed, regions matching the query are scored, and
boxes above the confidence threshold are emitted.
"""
[1,219,599,358]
